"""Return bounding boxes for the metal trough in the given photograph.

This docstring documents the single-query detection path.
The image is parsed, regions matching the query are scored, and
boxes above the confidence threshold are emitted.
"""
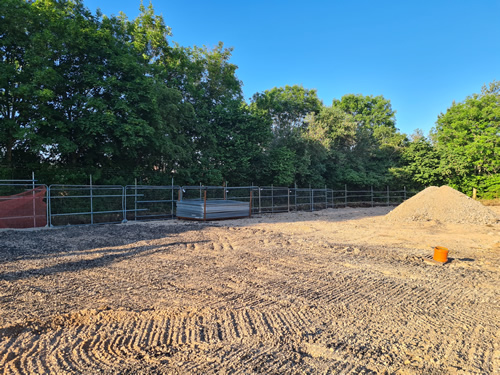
[177,199,251,221]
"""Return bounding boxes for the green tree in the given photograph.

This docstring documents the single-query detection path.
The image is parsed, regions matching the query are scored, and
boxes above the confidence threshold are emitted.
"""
[332,94,404,188]
[0,0,40,167]
[391,131,443,189]
[251,85,322,136]
[435,81,500,196]
[250,85,323,186]
[304,105,357,188]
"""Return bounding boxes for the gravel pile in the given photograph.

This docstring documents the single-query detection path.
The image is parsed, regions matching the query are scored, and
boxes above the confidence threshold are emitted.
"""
[386,185,499,224]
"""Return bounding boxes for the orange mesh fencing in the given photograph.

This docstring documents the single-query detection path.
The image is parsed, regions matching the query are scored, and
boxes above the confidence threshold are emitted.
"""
[0,186,47,228]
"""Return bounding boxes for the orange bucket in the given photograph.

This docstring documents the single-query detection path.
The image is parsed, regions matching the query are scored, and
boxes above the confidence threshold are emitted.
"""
[433,246,449,263]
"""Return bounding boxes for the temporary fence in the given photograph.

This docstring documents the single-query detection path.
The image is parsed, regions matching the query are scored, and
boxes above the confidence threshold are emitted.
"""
[48,184,125,226]
[0,177,48,228]
[125,184,178,222]
[0,176,414,228]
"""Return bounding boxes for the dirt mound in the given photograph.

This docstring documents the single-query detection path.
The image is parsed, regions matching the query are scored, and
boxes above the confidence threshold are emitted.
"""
[386,185,499,224]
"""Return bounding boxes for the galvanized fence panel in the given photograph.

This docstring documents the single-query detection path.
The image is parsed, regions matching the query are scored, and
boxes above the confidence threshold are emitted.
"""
[332,186,411,207]
[0,177,415,228]
[0,180,48,228]
[125,185,179,221]
[48,185,124,226]
[256,186,290,213]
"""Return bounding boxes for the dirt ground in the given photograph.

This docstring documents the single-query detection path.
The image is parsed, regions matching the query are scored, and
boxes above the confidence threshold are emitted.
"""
[0,206,499,374]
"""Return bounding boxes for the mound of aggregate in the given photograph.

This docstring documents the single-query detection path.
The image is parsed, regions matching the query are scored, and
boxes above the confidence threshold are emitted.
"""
[386,185,499,225]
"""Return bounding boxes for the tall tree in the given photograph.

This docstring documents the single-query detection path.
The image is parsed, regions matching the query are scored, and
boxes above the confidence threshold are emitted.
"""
[391,131,443,189]
[0,0,39,166]
[251,85,322,136]
[435,81,499,196]
[250,85,322,186]
[332,94,404,187]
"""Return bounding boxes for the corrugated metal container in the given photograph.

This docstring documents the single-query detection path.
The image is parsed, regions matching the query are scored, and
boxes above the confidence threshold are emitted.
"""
[176,199,250,220]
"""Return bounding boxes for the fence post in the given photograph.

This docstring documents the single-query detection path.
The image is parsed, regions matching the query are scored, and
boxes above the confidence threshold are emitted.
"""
[371,186,374,207]
[249,190,253,217]
[310,184,313,211]
[48,185,53,227]
[293,182,297,211]
[271,184,274,214]
[122,186,127,223]
[325,185,327,209]
[171,177,174,218]
[404,186,406,201]
[345,184,347,207]
[32,171,36,228]
[258,186,261,214]
[203,189,207,221]
[90,175,94,225]
[387,185,390,205]
[287,187,290,212]
[134,178,138,221]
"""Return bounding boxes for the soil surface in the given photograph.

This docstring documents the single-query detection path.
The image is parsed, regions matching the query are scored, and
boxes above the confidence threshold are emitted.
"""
[1,205,499,374]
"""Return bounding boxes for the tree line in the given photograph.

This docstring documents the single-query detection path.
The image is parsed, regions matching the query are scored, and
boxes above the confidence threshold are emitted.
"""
[1,0,498,198]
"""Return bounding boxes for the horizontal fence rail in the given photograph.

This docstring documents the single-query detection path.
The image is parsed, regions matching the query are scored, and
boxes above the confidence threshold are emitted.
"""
[0,177,415,228]
[125,185,180,222]
[48,185,125,226]
[0,180,48,229]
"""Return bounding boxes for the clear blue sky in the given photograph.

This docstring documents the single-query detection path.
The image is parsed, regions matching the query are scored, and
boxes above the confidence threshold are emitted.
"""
[83,0,499,136]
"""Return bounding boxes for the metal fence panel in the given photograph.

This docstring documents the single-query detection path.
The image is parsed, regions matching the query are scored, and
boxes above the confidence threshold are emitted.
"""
[257,186,290,213]
[48,185,124,226]
[0,181,48,228]
[125,185,179,221]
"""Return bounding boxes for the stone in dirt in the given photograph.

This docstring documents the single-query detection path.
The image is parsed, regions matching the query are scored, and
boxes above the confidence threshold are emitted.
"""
[385,185,499,225]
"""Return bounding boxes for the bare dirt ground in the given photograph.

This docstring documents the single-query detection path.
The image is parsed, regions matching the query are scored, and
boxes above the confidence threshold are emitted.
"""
[0,205,499,374]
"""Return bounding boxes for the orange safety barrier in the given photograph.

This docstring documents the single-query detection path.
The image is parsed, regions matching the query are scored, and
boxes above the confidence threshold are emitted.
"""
[0,186,47,228]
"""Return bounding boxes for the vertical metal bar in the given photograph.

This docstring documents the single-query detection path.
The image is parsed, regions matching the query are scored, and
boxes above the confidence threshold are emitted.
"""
[48,185,52,227]
[311,188,314,212]
[325,185,327,209]
[271,184,274,213]
[90,175,94,225]
[404,186,407,201]
[287,187,290,212]
[258,187,261,214]
[134,178,138,221]
[122,186,127,223]
[249,190,253,218]
[387,186,390,205]
[294,182,297,211]
[200,182,202,200]
[345,184,347,207]
[203,189,207,221]
[32,172,36,227]
[171,177,174,218]
[371,186,374,207]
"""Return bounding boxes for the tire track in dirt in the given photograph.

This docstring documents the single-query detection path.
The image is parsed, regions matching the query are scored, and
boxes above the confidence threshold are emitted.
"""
[0,306,321,374]
[1,221,498,373]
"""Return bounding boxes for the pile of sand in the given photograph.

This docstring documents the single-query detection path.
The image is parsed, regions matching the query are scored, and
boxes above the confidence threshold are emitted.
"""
[386,185,499,225]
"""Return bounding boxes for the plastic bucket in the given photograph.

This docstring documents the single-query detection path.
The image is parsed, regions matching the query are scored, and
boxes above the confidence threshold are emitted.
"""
[433,246,449,263]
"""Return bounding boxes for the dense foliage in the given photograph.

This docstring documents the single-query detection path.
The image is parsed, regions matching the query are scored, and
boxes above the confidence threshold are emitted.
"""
[1,1,498,198]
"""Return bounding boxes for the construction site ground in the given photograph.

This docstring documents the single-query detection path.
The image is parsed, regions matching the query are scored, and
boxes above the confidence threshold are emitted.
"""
[1,205,499,374]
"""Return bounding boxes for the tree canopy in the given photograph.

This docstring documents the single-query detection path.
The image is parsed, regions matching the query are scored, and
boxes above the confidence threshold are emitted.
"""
[1,1,498,198]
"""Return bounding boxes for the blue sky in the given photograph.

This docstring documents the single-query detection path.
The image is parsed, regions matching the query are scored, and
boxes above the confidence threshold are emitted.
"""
[83,0,499,136]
